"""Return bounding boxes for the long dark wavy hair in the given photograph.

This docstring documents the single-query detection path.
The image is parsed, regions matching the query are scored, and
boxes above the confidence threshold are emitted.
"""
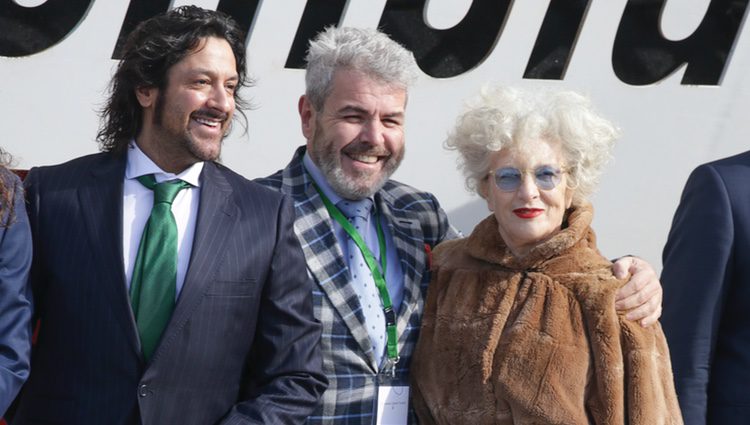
[97,6,251,155]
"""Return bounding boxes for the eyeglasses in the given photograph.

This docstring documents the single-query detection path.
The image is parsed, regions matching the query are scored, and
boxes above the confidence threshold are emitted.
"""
[490,165,568,192]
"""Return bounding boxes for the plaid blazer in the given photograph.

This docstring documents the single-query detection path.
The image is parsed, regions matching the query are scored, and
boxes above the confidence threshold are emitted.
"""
[256,147,458,424]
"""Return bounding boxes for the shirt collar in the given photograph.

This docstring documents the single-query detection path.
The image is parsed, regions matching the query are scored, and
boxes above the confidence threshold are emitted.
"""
[125,141,203,187]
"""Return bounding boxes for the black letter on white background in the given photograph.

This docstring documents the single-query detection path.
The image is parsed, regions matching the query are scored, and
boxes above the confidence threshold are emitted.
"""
[524,0,591,80]
[613,0,749,85]
[285,0,347,68]
[378,0,511,78]
[0,0,93,57]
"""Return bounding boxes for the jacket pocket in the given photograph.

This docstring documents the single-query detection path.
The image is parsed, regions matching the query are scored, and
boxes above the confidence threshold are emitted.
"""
[204,279,256,297]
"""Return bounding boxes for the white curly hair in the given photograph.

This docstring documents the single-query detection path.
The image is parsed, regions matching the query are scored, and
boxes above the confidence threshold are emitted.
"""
[445,85,619,202]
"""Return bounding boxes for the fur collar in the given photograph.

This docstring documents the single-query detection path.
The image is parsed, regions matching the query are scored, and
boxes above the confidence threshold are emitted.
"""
[465,202,597,271]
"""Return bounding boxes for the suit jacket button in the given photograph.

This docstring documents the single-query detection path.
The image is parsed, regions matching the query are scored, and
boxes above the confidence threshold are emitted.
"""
[139,384,149,397]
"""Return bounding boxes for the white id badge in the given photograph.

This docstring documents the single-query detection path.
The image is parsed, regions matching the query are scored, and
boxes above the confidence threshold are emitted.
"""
[376,385,409,424]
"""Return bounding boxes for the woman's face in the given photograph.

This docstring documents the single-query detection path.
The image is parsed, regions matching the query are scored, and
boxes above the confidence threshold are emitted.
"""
[481,138,574,257]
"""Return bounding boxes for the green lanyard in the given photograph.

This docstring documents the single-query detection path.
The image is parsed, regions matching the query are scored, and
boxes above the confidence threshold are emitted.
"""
[311,182,400,368]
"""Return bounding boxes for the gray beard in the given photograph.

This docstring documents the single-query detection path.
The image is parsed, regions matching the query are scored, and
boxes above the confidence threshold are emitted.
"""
[308,119,404,200]
[318,160,390,200]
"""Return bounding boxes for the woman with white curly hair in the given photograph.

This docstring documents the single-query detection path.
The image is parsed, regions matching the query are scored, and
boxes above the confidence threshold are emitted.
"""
[411,86,682,424]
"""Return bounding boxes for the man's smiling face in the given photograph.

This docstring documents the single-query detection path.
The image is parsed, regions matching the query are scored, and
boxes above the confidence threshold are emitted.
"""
[303,68,407,200]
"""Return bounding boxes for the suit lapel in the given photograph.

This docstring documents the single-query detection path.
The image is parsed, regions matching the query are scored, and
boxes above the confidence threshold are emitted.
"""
[155,162,237,359]
[78,154,141,355]
[376,194,426,346]
[281,155,378,368]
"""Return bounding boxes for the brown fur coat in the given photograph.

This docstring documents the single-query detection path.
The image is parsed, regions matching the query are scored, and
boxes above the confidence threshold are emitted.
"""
[411,203,682,424]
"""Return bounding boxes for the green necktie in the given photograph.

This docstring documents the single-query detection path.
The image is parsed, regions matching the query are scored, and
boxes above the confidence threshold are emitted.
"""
[130,174,191,361]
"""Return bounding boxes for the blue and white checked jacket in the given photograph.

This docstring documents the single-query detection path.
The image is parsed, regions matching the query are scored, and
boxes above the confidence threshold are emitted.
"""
[256,147,458,424]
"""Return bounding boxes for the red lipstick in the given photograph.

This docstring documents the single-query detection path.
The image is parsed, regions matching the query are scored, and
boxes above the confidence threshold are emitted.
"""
[513,208,543,219]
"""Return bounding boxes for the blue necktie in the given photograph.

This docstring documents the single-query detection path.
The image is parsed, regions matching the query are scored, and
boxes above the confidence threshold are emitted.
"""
[337,199,386,366]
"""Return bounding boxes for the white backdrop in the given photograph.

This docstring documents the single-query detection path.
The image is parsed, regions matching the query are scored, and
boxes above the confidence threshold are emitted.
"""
[2,0,749,270]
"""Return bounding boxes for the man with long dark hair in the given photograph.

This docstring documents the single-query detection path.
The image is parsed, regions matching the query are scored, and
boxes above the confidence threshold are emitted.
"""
[13,7,326,424]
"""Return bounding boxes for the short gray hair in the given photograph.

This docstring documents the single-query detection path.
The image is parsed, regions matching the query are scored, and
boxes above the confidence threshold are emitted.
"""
[304,26,420,110]
[445,85,619,202]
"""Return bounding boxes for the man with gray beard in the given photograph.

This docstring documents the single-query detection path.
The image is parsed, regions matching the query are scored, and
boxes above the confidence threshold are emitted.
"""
[257,26,664,425]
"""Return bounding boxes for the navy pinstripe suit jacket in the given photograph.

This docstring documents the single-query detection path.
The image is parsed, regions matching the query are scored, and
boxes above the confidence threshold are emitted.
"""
[13,152,327,425]
[256,147,459,424]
